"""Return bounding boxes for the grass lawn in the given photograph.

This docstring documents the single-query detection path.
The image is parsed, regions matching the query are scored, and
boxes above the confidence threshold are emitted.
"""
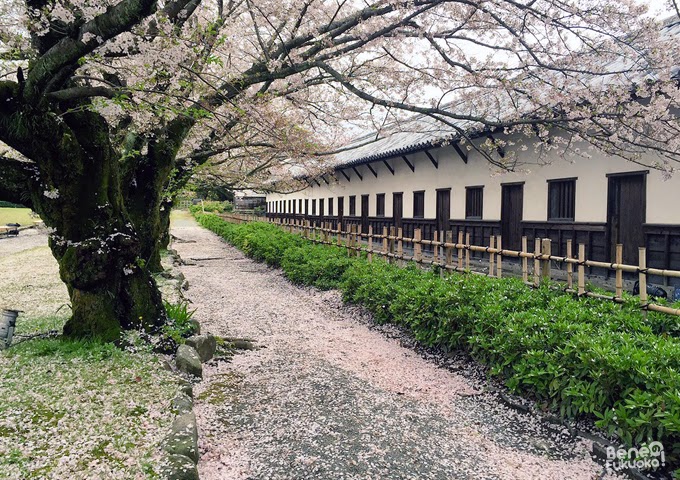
[0,233,181,479]
[0,207,37,226]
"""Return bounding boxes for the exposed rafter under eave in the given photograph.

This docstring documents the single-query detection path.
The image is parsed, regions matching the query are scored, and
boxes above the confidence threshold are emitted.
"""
[352,166,363,181]
[424,150,438,169]
[487,134,505,158]
[339,169,351,182]
[453,143,468,164]
[382,159,395,175]
[402,155,415,172]
[366,163,378,178]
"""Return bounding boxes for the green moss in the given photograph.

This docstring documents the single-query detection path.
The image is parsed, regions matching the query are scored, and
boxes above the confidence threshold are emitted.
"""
[196,372,244,405]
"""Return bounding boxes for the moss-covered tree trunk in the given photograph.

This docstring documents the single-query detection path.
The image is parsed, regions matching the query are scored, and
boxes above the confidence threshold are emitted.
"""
[1,99,166,341]
[122,118,195,273]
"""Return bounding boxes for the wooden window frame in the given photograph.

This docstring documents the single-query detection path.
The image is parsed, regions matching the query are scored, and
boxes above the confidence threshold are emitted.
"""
[465,186,484,219]
[413,190,425,218]
[349,195,356,216]
[376,193,386,217]
[547,178,576,222]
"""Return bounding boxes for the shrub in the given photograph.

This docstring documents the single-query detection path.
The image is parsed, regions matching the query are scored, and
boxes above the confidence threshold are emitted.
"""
[188,200,233,214]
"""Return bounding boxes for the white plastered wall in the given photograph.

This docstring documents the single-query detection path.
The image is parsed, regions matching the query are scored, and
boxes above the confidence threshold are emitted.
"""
[267,137,680,225]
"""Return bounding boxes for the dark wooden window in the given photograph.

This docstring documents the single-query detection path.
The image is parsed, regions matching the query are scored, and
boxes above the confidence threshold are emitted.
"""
[319,198,325,216]
[288,200,291,213]
[349,195,356,216]
[305,199,309,215]
[328,197,334,216]
[376,193,386,217]
[292,199,296,215]
[312,199,317,216]
[298,199,302,214]
[548,179,576,221]
[413,191,425,218]
[465,187,484,219]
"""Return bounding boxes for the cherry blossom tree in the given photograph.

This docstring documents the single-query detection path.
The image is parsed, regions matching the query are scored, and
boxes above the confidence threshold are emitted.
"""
[0,0,677,340]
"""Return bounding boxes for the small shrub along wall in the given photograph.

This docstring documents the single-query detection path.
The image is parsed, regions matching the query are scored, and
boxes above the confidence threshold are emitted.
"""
[188,200,233,214]
[195,213,680,466]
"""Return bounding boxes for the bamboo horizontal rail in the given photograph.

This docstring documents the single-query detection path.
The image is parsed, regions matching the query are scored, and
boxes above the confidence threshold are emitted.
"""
[265,217,680,317]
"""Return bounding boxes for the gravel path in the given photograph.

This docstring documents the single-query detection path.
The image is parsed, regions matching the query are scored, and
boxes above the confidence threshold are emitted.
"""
[172,218,623,480]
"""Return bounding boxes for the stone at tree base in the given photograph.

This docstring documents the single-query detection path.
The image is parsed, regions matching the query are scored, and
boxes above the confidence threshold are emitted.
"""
[188,319,200,335]
[164,412,200,463]
[160,453,199,480]
[171,392,193,415]
[178,381,193,399]
[185,334,216,362]
[175,344,202,378]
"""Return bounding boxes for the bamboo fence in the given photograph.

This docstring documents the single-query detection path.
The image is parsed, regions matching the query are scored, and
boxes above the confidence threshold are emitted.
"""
[225,214,680,317]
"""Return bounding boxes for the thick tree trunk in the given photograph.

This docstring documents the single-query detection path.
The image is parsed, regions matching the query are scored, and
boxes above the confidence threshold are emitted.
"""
[2,105,167,341]
[123,118,195,272]
[123,158,170,273]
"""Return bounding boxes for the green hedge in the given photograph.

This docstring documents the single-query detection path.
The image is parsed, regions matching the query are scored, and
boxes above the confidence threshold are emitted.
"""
[188,200,233,214]
[0,200,24,208]
[196,213,680,464]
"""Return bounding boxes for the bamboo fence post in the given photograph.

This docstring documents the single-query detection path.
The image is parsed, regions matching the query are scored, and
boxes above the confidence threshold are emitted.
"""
[566,239,573,290]
[414,228,422,263]
[578,243,586,296]
[433,230,439,265]
[489,235,495,277]
[615,244,623,301]
[533,238,541,287]
[389,226,396,263]
[496,235,502,278]
[337,223,342,247]
[356,225,362,258]
[346,224,352,256]
[541,238,552,283]
[446,231,453,271]
[397,228,404,266]
[457,231,463,270]
[521,236,528,283]
[639,247,648,311]
[465,232,470,270]
[382,226,388,258]
[368,225,373,262]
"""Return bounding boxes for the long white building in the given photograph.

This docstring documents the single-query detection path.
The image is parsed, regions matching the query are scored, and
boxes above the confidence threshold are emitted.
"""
[267,123,680,287]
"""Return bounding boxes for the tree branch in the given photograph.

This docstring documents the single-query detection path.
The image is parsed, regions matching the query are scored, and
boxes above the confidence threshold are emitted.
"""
[46,86,119,101]
[23,0,202,101]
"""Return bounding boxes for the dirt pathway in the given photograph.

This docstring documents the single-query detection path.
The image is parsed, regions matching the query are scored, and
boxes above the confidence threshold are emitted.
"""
[172,216,621,480]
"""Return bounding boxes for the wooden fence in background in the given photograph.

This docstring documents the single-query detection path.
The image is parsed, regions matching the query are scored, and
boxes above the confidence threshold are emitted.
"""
[219,213,680,317]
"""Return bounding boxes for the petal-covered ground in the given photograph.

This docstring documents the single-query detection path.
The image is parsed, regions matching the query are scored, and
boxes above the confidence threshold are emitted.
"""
[0,229,180,480]
[172,214,626,480]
